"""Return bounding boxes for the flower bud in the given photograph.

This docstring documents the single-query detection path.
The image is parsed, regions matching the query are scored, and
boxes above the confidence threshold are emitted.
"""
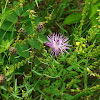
[19,28,26,35]
[9,47,17,55]
[37,22,44,33]
[0,74,7,85]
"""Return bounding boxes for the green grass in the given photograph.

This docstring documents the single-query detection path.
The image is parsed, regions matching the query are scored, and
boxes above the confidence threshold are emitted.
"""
[0,0,100,100]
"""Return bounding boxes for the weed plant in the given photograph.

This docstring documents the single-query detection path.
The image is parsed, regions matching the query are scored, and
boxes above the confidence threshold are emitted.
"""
[0,0,100,100]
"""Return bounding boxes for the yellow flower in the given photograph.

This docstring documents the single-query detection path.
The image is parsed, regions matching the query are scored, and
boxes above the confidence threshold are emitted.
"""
[82,51,85,53]
[98,25,100,28]
[79,47,82,52]
[76,42,80,46]
[82,44,85,47]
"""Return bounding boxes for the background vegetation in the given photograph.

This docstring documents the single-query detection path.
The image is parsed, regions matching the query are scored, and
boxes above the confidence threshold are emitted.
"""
[0,0,100,100]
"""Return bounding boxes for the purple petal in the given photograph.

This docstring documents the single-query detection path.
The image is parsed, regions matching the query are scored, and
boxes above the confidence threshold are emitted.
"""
[46,42,54,48]
[63,50,70,55]
[61,50,64,56]
[47,36,52,42]
[51,50,54,57]
[46,33,71,57]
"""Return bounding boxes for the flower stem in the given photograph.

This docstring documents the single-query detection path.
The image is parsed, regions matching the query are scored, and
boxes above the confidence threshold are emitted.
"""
[84,57,88,89]
[13,56,16,93]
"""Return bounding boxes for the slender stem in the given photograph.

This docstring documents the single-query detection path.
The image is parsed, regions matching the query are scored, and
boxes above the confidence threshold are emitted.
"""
[31,57,33,79]
[13,56,16,93]
[84,57,88,89]
[29,53,33,83]
[31,58,33,73]
[4,0,9,11]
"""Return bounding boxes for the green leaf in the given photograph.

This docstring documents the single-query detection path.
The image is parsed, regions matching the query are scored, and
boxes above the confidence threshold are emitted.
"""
[35,40,41,50]
[13,1,22,16]
[69,71,78,76]
[16,43,29,58]
[73,84,79,88]
[73,91,91,100]
[28,38,41,50]
[22,2,35,17]
[93,0,99,4]
[25,25,34,35]
[67,66,73,71]
[22,88,34,97]
[12,93,22,99]
[63,12,81,25]
[90,15,98,26]
[0,39,13,53]
[0,86,7,91]
[63,93,74,100]
[89,2,100,26]
[5,65,14,76]
[35,0,39,8]
[6,12,18,23]
[15,7,23,16]
[0,9,12,28]
[39,34,48,42]
[89,2,100,19]
[1,21,16,31]
[7,75,12,82]
[28,38,36,49]
[0,53,4,65]
[13,1,18,7]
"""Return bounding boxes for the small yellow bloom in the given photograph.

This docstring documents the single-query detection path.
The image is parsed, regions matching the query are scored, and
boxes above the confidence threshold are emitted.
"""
[98,25,100,28]
[87,68,89,71]
[82,51,85,53]
[82,44,85,47]
[79,47,82,52]
[76,42,80,46]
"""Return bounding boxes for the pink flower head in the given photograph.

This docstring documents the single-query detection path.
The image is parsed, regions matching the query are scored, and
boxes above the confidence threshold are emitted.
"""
[46,33,71,58]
